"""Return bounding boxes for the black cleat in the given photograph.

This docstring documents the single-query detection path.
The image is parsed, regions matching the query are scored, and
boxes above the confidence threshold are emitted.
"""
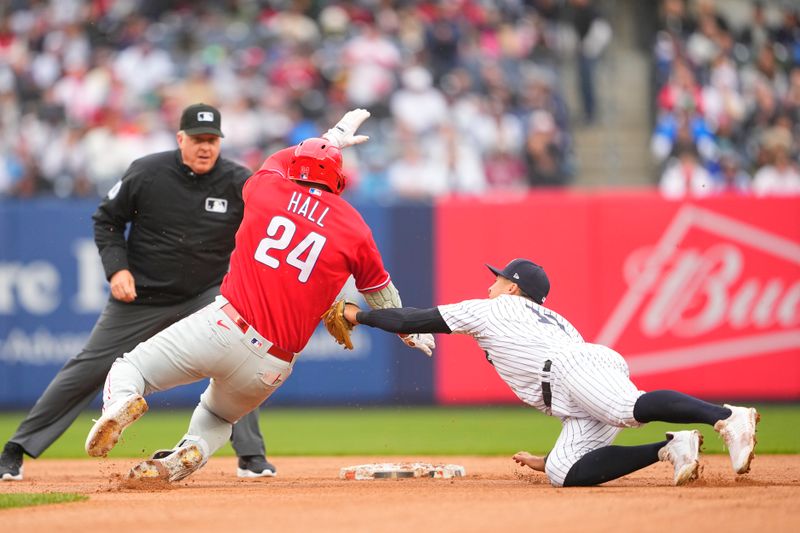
[0,442,24,481]
[237,455,277,478]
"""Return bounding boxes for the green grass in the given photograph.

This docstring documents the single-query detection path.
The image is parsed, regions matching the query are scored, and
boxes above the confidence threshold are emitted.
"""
[0,493,87,510]
[1,405,798,458]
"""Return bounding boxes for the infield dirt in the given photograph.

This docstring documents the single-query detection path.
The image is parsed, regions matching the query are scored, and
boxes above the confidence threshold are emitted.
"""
[2,455,798,533]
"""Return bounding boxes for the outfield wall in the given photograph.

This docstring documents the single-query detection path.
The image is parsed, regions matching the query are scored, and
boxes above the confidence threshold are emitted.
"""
[0,200,434,408]
[0,193,797,408]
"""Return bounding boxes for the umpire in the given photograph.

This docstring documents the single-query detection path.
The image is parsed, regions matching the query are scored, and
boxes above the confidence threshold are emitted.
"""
[0,103,276,481]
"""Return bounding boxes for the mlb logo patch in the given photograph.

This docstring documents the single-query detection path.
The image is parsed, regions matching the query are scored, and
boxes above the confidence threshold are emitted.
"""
[250,338,263,349]
[205,197,228,213]
[197,111,215,122]
[309,188,322,196]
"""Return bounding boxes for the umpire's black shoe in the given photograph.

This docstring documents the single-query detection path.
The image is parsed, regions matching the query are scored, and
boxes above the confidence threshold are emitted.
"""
[0,442,24,481]
[237,455,277,478]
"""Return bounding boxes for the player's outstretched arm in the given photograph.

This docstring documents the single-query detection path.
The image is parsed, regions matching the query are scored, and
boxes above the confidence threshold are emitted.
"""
[357,282,437,356]
[324,300,442,356]
[346,303,451,335]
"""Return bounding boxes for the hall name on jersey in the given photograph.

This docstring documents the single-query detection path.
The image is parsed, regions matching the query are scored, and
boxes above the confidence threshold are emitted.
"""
[286,191,330,227]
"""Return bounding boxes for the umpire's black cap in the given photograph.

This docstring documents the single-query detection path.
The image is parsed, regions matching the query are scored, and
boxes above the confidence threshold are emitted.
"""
[180,103,224,137]
[486,258,550,304]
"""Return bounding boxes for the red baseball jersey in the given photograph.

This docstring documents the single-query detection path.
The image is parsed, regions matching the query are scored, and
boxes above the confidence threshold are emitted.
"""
[256,146,294,178]
[220,161,390,353]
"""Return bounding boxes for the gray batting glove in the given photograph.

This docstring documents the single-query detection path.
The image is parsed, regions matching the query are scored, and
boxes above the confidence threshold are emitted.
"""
[399,333,435,357]
[323,108,371,148]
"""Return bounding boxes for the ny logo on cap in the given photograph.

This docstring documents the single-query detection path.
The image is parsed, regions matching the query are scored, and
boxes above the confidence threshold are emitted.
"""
[197,111,214,122]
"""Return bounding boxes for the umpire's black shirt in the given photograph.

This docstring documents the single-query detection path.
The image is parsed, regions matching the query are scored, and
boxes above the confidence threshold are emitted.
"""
[93,150,251,305]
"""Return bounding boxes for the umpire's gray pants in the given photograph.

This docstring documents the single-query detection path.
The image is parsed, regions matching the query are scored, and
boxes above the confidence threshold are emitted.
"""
[9,285,265,458]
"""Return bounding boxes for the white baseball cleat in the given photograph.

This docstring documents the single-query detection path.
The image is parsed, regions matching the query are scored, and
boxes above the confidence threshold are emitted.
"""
[129,437,208,483]
[714,404,760,474]
[658,430,703,486]
[85,395,148,457]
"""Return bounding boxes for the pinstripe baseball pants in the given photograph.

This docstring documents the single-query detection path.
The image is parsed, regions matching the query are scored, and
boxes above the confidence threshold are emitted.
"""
[544,343,645,487]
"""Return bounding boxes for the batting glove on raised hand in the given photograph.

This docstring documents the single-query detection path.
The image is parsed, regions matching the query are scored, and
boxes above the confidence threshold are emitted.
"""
[323,108,371,149]
[399,333,435,357]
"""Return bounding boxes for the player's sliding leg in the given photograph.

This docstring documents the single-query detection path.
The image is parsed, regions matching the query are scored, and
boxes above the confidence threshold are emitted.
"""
[121,299,292,482]
[633,390,733,424]
[129,434,210,482]
[128,399,233,482]
[560,431,702,487]
[129,366,281,483]
[633,390,759,474]
[84,314,202,458]
[85,358,148,457]
[85,320,211,458]
[146,340,290,483]
[557,345,759,478]
[186,401,235,457]
[539,418,701,487]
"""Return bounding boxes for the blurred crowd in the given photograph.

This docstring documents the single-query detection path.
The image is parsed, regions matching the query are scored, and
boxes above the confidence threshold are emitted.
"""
[653,0,800,197]
[0,0,613,201]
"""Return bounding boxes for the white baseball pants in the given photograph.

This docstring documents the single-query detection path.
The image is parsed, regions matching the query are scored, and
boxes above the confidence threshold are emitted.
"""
[102,295,294,455]
[544,343,645,487]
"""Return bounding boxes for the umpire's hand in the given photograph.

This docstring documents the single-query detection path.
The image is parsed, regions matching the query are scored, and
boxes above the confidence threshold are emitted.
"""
[110,269,137,302]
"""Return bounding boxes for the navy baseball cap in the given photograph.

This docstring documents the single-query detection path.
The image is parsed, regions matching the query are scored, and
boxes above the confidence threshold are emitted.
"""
[179,103,224,137]
[486,258,550,304]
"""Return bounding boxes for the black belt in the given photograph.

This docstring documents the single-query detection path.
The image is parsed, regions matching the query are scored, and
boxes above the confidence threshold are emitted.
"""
[542,359,552,408]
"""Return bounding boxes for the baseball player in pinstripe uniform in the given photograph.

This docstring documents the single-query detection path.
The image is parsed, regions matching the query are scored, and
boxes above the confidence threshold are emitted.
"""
[341,258,760,487]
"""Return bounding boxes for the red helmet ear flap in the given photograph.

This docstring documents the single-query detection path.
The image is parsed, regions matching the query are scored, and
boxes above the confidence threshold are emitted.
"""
[288,138,346,194]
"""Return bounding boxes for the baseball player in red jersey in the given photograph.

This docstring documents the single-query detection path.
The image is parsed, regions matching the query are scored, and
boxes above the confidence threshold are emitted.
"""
[220,139,394,353]
[84,110,435,482]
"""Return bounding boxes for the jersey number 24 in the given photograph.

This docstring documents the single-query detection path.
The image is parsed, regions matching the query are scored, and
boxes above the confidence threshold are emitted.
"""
[254,215,326,282]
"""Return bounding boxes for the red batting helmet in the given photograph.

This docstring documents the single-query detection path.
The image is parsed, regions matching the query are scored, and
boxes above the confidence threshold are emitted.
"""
[288,138,346,195]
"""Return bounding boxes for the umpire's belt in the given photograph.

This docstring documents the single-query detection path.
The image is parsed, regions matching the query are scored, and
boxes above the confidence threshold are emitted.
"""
[542,359,552,408]
[221,303,295,364]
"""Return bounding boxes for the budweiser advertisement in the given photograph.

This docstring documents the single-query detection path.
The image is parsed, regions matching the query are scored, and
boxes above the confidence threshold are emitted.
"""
[435,192,799,403]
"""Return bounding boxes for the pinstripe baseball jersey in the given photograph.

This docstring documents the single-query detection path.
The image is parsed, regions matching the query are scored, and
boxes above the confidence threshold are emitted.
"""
[438,294,583,411]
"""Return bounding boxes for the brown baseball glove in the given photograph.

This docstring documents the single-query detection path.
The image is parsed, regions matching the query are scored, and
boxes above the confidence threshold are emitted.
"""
[321,299,354,350]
